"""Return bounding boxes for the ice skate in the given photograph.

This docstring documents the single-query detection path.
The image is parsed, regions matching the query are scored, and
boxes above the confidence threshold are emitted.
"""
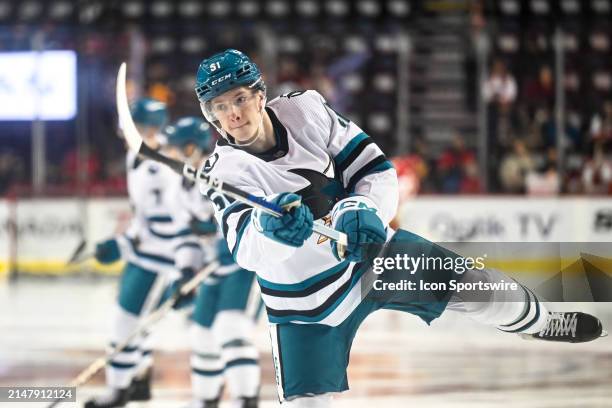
[83,388,131,408]
[522,312,604,343]
[129,366,152,401]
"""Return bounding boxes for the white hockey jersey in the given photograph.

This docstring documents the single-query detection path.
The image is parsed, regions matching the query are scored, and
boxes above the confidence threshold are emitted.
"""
[121,150,189,275]
[201,90,398,326]
[171,177,243,278]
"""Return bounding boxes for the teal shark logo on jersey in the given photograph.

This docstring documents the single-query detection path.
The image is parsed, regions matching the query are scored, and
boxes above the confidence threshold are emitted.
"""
[289,168,346,220]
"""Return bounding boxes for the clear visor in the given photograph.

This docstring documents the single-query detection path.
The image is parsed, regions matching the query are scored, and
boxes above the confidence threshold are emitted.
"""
[200,101,217,123]
[200,78,265,125]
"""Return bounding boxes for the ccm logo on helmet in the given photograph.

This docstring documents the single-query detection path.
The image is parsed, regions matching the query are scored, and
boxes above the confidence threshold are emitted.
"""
[211,74,232,86]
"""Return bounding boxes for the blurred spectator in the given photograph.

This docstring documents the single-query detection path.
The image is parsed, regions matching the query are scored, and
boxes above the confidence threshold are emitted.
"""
[0,151,26,195]
[60,149,101,187]
[564,111,584,152]
[525,149,560,195]
[9,25,31,50]
[325,51,370,114]
[589,100,612,142]
[436,134,479,194]
[276,56,306,96]
[582,141,612,194]
[460,161,483,193]
[469,0,486,35]
[392,155,421,200]
[537,107,557,150]
[392,137,433,199]
[537,107,584,151]
[483,58,518,190]
[499,139,536,193]
[564,154,587,194]
[306,63,337,106]
[483,59,517,109]
[526,166,560,195]
[465,0,487,111]
[522,65,554,114]
[148,82,174,106]
[389,137,434,229]
[98,156,127,194]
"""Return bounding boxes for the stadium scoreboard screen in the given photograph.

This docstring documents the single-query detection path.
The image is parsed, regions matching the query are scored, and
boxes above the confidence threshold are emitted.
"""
[0,50,77,121]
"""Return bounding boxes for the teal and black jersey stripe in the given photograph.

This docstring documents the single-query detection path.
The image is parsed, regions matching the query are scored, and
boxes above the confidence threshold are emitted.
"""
[226,358,259,368]
[333,132,394,192]
[109,343,139,353]
[263,262,368,324]
[221,202,251,239]
[231,210,252,258]
[333,132,370,172]
[146,213,194,239]
[146,215,173,223]
[148,226,193,239]
[346,155,394,193]
[110,361,136,369]
[258,261,351,298]
[335,132,373,174]
[176,241,201,251]
[192,367,224,376]
[127,239,174,265]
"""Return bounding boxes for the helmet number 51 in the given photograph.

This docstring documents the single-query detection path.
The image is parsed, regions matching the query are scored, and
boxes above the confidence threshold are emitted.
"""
[210,62,221,72]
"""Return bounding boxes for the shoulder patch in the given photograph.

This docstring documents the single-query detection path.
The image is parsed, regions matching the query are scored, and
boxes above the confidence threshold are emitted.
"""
[203,152,219,172]
[280,90,307,99]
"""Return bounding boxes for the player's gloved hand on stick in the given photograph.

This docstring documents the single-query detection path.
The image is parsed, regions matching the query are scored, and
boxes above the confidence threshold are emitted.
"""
[167,267,197,309]
[254,192,313,247]
[330,198,387,263]
[94,239,122,264]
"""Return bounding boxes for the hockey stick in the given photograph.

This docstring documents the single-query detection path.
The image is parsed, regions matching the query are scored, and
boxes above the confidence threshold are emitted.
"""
[45,260,220,408]
[116,62,348,249]
[65,239,89,266]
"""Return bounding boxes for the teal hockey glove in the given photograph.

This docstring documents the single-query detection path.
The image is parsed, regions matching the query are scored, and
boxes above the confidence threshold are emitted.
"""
[94,239,121,264]
[254,193,314,247]
[330,200,386,262]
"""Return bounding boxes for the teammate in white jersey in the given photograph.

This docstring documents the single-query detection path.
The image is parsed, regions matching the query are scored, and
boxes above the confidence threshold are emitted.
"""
[193,50,603,407]
[164,117,263,408]
[86,98,189,408]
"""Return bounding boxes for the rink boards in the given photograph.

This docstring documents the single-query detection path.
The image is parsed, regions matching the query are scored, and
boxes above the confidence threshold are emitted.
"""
[0,197,611,276]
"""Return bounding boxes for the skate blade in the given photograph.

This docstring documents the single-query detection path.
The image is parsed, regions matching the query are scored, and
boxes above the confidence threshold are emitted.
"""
[518,330,608,341]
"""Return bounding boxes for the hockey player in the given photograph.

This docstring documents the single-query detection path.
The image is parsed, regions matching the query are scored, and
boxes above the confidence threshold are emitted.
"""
[164,117,263,408]
[193,50,603,407]
[85,98,185,408]
[186,238,263,408]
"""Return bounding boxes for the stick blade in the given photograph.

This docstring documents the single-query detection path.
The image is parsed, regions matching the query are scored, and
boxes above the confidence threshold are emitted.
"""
[65,239,87,266]
[116,62,143,153]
